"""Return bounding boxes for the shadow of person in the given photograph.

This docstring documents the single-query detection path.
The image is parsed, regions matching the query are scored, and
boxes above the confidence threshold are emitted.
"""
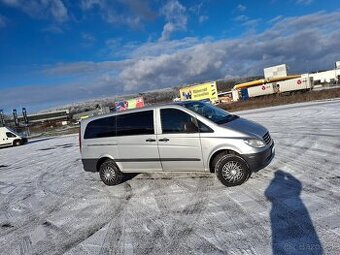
[265,170,323,255]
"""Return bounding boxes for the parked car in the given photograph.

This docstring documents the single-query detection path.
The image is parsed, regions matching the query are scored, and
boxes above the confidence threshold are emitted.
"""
[0,126,28,148]
[79,101,275,187]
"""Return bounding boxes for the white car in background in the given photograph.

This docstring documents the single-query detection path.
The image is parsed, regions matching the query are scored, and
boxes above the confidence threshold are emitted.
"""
[0,126,28,148]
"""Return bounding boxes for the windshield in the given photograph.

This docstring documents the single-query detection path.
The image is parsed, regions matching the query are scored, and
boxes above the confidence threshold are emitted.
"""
[181,101,238,124]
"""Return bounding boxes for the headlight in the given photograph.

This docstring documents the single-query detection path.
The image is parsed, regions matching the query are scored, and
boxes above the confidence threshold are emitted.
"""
[244,138,266,148]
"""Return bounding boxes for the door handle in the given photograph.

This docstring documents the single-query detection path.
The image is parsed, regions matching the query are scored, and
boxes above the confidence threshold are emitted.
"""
[145,138,156,142]
[159,138,169,142]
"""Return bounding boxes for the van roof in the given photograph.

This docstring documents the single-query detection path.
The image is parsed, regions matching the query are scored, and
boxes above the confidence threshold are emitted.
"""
[80,102,191,125]
[0,126,19,134]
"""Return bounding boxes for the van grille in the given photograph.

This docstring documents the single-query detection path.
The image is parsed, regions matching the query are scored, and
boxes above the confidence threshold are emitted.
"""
[263,132,271,145]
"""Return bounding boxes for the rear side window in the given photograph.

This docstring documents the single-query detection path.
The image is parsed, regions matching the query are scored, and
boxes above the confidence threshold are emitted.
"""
[117,111,154,136]
[84,116,116,139]
[161,109,199,134]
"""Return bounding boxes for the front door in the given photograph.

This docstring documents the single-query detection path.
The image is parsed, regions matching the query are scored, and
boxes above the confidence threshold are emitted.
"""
[0,132,15,147]
[157,108,205,172]
[0,136,11,147]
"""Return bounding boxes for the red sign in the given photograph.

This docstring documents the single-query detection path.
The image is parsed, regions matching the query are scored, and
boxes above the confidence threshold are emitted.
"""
[297,80,302,85]
[262,85,266,90]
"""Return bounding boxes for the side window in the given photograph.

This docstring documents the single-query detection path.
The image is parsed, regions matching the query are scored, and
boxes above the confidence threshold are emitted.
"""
[197,120,214,133]
[84,116,116,139]
[117,111,154,136]
[6,132,16,138]
[161,109,199,134]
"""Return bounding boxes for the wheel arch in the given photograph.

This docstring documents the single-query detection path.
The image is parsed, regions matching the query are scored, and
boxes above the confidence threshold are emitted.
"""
[96,154,118,172]
[208,148,244,173]
[13,139,22,146]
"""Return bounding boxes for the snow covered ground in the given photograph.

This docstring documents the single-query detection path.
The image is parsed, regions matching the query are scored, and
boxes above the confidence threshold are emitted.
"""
[0,100,339,255]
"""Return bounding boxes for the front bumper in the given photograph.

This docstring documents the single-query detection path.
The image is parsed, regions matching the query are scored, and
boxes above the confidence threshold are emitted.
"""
[242,142,275,172]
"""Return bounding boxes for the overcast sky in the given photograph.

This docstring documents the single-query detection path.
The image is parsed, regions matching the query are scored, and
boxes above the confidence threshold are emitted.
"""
[0,0,340,112]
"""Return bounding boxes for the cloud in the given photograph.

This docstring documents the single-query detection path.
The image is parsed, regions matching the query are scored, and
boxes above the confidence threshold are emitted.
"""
[41,24,64,33]
[1,11,340,110]
[80,0,103,10]
[235,15,260,32]
[130,37,207,58]
[188,1,208,24]
[199,15,208,23]
[237,4,246,12]
[268,15,284,23]
[117,11,340,91]
[160,0,187,41]
[0,81,117,111]
[79,0,156,29]
[0,0,68,22]
[189,2,203,15]
[50,0,68,21]
[122,0,156,21]
[235,15,248,22]
[101,37,211,60]
[0,14,6,27]
[118,43,227,91]
[296,0,313,6]
[44,61,130,76]
[81,32,96,46]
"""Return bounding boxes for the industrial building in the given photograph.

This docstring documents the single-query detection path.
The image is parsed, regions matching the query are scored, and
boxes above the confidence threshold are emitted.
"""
[229,62,340,102]
[309,69,340,84]
[17,110,70,123]
[72,106,110,121]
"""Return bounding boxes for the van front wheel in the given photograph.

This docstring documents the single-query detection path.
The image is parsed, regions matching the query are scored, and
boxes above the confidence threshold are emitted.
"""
[99,160,123,186]
[13,140,21,146]
[214,154,250,187]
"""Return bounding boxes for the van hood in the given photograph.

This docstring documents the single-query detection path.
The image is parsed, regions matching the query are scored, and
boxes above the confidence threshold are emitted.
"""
[220,117,268,139]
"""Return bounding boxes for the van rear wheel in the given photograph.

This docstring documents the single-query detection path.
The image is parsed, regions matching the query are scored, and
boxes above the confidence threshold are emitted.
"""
[214,154,250,187]
[99,160,123,186]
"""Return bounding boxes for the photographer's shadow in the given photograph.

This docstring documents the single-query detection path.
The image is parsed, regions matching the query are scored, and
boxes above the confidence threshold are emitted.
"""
[265,170,323,255]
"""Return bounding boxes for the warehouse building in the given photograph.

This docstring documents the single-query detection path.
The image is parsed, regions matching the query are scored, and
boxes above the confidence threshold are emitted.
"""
[308,69,340,85]
[17,110,70,123]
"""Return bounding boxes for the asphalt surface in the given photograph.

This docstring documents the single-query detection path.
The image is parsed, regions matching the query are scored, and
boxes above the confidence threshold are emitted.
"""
[0,100,340,254]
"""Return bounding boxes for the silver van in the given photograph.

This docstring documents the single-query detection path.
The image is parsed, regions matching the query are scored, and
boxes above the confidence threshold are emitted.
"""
[80,101,274,187]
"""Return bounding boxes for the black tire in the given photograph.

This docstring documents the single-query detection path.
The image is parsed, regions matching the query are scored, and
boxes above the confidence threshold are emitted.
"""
[13,140,21,146]
[99,160,123,186]
[213,154,251,187]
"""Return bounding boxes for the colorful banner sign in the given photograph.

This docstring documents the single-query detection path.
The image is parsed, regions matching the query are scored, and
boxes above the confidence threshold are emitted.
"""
[115,97,145,112]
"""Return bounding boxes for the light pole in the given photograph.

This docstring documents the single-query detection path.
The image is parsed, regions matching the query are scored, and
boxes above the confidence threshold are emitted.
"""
[0,109,5,127]
[22,107,30,136]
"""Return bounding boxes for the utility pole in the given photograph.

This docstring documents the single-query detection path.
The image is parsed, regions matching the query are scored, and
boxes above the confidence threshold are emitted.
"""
[22,107,30,136]
[0,109,5,127]
[13,109,19,127]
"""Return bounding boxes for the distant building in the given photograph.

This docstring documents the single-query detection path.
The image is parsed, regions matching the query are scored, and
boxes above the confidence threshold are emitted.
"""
[17,110,69,123]
[72,106,110,121]
[336,61,340,69]
[308,69,340,84]
[264,64,288,79]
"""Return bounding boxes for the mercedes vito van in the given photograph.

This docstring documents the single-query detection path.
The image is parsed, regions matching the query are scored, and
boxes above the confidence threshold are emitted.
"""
[0,127,28,148]
[80,101,274,187]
